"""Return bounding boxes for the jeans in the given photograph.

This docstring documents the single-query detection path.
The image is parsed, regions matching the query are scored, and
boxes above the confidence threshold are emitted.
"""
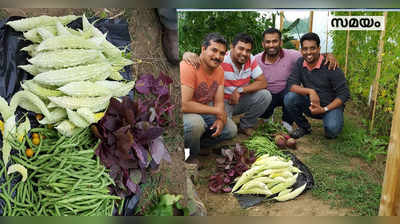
[224,89,272,129]
[260,88,293,124]
[284,92,344,139]
[183,113,237,157]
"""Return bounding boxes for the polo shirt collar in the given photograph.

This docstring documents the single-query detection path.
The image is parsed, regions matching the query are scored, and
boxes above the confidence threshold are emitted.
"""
[303,55,324,71]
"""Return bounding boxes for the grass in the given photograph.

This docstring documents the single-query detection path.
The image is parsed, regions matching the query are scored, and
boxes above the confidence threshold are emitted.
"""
[135,173,163,215]
[303,116,385,216]
[322,117,388,163]
[265,107,385,215]
[306,153,382,215]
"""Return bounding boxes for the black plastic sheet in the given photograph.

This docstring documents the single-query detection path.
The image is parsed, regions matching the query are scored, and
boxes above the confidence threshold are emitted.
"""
[0,15,135,216]
[233,151,314,209]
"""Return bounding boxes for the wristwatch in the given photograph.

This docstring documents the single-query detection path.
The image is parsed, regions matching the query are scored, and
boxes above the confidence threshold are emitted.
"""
[324,106,329,112]
[237,87,244,93]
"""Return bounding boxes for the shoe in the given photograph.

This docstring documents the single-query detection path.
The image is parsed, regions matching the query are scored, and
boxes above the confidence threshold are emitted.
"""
[198,147,210,156]
[185,156,204,170]
[282,121,294,134]
[161,28,179,65]
[290,127,311,139]
[238,127,256,136]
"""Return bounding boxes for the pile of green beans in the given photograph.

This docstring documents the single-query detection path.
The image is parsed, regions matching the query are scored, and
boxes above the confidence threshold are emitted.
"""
[244,136,289,159]
[1,126,121,216]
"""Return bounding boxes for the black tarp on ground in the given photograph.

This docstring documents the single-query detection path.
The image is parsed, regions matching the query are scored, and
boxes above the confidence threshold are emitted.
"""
[233,151,314,209]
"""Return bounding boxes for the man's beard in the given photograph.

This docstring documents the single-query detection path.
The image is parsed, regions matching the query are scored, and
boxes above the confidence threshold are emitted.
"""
[265,47,280,57]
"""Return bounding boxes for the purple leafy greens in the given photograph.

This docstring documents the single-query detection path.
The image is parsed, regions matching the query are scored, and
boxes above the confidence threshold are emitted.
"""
[94,73,175,198]
[208,143,256,193]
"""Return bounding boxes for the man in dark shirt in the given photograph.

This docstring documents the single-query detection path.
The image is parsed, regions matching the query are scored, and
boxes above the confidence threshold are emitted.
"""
[284,32,350,139]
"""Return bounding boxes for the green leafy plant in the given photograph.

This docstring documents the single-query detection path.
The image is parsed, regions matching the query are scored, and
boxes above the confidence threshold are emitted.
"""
[146,194,189,216]
[332,11,399,136]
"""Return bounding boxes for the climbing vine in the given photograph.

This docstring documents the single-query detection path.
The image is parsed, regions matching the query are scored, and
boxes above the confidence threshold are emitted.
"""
[332,11,400,136]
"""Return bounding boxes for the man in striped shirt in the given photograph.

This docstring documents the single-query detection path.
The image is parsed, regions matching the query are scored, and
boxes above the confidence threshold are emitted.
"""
[221,33,272,136]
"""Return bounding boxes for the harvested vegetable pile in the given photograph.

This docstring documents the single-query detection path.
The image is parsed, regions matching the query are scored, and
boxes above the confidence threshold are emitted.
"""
[1,14,176,216]
[232,154,306,202]
[4,14,134,137]
[1,125,120,216]
[208,144,256,193]
[244,136,289,159]
[93,73,174,198]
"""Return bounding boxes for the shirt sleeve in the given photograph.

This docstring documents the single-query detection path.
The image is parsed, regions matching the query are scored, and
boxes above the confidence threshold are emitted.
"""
[216,67,225,86]
[180,61,196,89]
[250,59,263,79]
[286,58,303,90]
[330,68,351,104]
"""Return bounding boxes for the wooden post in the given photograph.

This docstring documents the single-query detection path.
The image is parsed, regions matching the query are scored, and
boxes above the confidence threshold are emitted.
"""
[370,11,388,132]
[325,11,329,53]
[280,11,284,31]
[344,11,351,77]
[309,11,314,32]
[379,74,400,216]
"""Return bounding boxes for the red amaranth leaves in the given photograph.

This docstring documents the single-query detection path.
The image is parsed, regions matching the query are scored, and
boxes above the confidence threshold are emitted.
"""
[208,144,255,193]
[94,73,174,198]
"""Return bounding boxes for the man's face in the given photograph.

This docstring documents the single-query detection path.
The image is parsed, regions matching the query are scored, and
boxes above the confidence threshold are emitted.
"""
[262,33,282,57]
[200,40,226,69]
[230,41,252,65]
[301,40,320,64]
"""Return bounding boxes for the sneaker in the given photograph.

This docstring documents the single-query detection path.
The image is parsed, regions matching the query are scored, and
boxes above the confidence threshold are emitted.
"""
[290,127,311,139]
[238,127,256,136]
[198,147,210,156]
[185,156,204,170]
[282,121,294,134]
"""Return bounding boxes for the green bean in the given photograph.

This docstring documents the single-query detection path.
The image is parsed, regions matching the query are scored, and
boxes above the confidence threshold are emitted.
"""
[10,155,39,170]
[58,195,121,204]
[0,193,12,216]
[71,179,82,192]
[118,197,125,215]
[55,205,61,216]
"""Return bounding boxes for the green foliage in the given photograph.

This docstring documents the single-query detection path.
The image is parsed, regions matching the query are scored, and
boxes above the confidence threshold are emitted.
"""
[283,17,309,37]
[332,11,400,135]
[178,11,274,57]
[146,194,189,216]
[326,117,388,162]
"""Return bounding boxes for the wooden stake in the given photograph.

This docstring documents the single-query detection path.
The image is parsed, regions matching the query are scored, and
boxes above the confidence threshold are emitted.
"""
[280,11,284,31]
[379,74,400,216]
[325,11,329,53]
[370,11,388,132]
[344,11,351,77]
[309,11,314,32]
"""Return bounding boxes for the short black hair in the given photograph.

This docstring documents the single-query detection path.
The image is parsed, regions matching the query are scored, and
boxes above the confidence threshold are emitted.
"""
[202,32,227,50]
[262,28,282,40]
[300,32,320,47]
[232,33,254,49]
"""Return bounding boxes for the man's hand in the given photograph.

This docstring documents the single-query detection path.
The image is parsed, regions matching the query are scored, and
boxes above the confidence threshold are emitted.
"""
[309,103,325,115]
[216,110,227,125]
[324,53,338,70]
[228,88,241,105]
[308,89,320,107]
[210,119,224,137]
[182,52,200,69]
